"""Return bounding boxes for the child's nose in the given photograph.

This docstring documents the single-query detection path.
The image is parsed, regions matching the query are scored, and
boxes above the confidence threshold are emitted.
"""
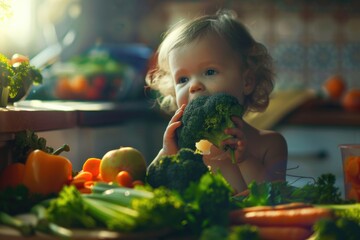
[189,79,204,93]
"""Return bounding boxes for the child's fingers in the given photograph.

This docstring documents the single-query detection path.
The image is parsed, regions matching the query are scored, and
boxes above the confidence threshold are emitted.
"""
[166,121,182,136]
[168,104,186,124]
[225,127,245,139]
[231,116,243,128]
[222,138,247,164]
[162,110,183,156]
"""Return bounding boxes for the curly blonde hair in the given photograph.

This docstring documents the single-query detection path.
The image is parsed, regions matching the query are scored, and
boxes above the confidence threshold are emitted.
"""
[146,10,274,114]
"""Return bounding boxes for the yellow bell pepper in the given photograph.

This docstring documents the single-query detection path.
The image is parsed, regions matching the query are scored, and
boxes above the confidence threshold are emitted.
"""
[23,144,72,195]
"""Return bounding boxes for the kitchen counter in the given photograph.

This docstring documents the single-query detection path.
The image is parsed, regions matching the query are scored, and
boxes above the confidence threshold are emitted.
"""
[0,100,166,168]
[1,100,164,134]
[280,99,360,127]
[245,89,360,130]
[1,98,359,135]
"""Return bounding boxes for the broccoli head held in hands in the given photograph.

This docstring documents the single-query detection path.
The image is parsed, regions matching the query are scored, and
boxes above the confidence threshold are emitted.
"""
[146,148,209,193]
[177,93,244,162]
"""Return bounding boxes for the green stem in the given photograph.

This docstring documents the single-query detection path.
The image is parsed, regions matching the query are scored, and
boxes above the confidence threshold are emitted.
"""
[31,204,73,239]
[83,198,138,231]
[52,144,70,155]
[0,211,34,236]
[230,149,236,164]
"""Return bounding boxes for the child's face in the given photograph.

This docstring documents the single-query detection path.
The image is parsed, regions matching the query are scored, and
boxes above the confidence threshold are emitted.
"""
[168,34,253,108]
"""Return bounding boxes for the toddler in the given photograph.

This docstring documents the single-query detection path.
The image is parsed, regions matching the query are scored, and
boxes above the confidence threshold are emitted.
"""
[146,10,288,193]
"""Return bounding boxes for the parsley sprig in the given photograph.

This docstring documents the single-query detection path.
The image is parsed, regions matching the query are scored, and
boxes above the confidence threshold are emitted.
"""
[0,53,42,98]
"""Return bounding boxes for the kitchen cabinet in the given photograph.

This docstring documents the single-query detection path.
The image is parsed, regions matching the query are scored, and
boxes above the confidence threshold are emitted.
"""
[280,125,360,196]
[274,99,360,196]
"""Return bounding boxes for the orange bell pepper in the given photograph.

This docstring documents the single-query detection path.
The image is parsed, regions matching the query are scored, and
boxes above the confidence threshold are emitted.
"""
[23,144,72,195]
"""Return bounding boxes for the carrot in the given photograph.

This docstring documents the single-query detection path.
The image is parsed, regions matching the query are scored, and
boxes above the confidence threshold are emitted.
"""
[70,178,86,189]
[96,174,103,181]
[82,158,101,179]
[258,226,312,240]
[84,180,96,190]
[229,207,332,227]
[78,187,92,194]
[73,171,93,182]
[240,202,313,213]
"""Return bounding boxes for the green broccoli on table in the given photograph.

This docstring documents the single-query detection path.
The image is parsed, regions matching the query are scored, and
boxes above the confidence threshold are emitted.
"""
[177,93,244,163]
[146,148,209,193]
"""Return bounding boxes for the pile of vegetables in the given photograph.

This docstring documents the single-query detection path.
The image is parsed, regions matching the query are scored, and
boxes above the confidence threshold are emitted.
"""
[53,52,133,101]
[4,170,360,240]
[0,171,234,239]
[343,155,360,201]
[3,130,360,239]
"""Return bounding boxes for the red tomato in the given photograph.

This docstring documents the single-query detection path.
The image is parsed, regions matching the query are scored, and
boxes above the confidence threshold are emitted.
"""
[116,171,133,188]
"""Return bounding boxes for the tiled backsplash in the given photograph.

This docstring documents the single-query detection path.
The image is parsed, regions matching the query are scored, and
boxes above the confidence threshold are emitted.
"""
[129,0,360,91]
[154,1,359,91]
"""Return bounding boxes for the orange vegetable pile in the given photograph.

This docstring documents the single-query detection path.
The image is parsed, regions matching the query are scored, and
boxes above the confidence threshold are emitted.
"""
[229,202,333,240]
[322,75,360,112]
[344,155,360,201]
[70,157,144,193]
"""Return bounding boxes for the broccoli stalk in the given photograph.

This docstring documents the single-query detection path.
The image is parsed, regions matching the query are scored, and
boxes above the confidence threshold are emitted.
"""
[177,93,244,163]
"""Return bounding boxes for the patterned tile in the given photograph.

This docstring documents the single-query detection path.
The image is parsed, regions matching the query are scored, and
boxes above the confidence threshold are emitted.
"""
[308,43,339,71]
[342,43,360,70]
[272,42,305,71]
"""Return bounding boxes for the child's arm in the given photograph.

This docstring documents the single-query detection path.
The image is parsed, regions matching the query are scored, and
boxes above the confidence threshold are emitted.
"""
[203,145,248,194]
[148,104,186,167]
[262,132,288,182]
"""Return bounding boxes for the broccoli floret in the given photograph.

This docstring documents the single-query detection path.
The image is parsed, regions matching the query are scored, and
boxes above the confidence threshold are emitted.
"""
[146,148,209,193]
[177,93,244,163]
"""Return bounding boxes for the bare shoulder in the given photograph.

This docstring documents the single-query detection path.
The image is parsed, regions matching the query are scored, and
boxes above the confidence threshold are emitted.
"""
[257,129,288,181]
[260,129,287,150]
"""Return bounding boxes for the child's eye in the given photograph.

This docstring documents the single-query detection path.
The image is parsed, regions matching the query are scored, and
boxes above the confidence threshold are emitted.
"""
[204,69,217,76]
[177,76,189,84]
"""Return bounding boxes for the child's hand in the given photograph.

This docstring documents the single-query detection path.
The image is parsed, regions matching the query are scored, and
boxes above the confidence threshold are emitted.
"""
[222,116,247,163]
[161,104,186,156]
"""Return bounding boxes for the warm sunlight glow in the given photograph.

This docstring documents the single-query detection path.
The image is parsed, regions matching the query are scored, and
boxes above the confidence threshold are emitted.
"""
[0,0,32,52]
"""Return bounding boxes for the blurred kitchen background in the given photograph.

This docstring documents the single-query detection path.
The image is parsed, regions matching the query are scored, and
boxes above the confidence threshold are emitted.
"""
[1,0,360,193]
